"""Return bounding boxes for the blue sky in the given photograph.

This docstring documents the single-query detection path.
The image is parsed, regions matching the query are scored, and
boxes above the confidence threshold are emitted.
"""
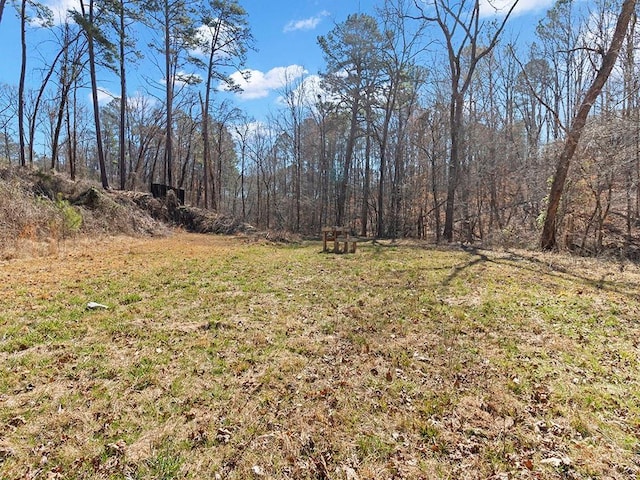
[0,0,559,122]
[221,0,557,118]
[219,0,381,118]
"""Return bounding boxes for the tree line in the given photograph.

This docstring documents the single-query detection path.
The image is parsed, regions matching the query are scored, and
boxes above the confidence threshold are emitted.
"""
[1,0,639,254]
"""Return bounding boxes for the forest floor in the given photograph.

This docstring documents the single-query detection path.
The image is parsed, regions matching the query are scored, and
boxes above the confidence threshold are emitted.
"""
[1,232,639,479]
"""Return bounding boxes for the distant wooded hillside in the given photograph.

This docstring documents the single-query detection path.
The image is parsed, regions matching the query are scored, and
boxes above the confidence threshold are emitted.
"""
[1,1,640,256]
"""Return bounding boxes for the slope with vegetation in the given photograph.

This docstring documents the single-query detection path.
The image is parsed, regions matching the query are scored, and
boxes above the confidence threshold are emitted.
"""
[0,167,252,260]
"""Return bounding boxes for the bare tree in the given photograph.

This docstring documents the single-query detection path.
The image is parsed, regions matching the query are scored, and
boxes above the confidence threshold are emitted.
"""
[146,0,198,188]
[51,22,86,173]
[413,0,519,242]
[71,0,113,188]
[194,0,251,210]
[117,0,128,190]
[16,1,53,167]
[106,0,144,190]
[18,0,28,166]
[277,71,310,232]
[540,0,637,250]
[376,0,427,238]
[319,13,384,227]
[535,0,586,141]
[0,84,18,164]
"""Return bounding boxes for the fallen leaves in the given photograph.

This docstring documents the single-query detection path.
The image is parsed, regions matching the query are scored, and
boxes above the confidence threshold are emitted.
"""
[251,464,265,476]
[1,234,640,479]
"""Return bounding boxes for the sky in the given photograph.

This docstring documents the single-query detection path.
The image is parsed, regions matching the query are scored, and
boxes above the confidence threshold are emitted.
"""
[0,0,560,123]
[213,0,557,119]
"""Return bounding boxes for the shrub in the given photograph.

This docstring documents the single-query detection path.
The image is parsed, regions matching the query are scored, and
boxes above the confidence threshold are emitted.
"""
[55,193,83,237]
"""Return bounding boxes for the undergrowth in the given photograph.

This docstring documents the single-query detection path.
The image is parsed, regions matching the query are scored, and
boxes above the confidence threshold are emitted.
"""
[0,168,166,259]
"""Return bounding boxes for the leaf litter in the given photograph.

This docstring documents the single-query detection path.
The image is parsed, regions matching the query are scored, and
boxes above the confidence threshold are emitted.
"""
[0,233,639,478]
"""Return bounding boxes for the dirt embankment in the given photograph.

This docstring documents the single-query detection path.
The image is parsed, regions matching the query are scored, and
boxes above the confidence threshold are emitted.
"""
[0,167,253,259]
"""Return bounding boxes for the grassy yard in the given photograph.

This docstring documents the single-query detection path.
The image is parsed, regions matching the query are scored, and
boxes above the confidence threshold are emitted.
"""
[0,232,639,479]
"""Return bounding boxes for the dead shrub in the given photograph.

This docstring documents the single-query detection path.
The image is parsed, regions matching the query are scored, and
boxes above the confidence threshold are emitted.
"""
[0,168,168,258]
[0,178,61,254]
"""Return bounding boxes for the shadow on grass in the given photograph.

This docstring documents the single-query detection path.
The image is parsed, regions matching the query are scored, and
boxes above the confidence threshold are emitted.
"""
[441,246,494,286]
[317,237,640,302]
[442,244,640,302]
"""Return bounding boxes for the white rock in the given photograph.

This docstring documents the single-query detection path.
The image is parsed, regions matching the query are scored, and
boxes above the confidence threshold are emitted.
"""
[87,301,108,310]
[344,466,359,480]
[541,456,571,467]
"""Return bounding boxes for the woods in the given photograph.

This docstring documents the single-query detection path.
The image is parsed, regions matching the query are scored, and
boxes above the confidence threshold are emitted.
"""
[2,0,640,254]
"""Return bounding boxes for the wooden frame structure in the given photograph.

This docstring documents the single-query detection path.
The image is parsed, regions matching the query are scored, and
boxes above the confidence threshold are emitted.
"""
[322,226,358,253]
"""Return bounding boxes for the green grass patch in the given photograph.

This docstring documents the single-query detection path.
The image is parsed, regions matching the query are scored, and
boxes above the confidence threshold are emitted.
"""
[1,234,639,479]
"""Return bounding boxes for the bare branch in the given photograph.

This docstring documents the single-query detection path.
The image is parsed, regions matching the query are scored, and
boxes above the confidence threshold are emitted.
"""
[509,45,568,135]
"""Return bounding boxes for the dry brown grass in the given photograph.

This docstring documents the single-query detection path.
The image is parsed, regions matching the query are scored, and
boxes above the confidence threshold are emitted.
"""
[1,233,639,479]
[0,173,60,258]
[0,168,168,261]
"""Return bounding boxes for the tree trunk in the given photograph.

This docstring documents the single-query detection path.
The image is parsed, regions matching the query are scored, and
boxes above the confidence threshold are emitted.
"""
[240,141,246,220]
[201,94,212,210]
[443,92,463,241]
[119,1,127,190]
[318,107,328,228]
[83,0,109,188]
[0,0,7,24]
[18,0,27,167]
[541,0,637,250]
[430,153,441,244]
[68,84,79,179]
[201,19,222,211]
[65,96,75,179]
[51,83,70,170]
[215,123,225,210]
[29,31,68,169]
[294,119,301,233]
[361,119,372,237]
[337,95,360,226]
[2,126,11,165]
[376,94,395,238]
[164,1,173,187]
[391,110,407,239]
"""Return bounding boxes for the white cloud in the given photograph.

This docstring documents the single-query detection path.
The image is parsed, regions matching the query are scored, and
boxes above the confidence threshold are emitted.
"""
[43,0,78,24]
[175,71,203,86]
[231,120,270,141]
[44,0,139,25]
[157,71,203,88]
[97,88,113,105]
[276,74,328,107]
[190,22,236,59]
[479,0,554,17]
[90,89,160,110]
[283,10,330,33]
[224,65,307,100]
[87,87,114,107]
